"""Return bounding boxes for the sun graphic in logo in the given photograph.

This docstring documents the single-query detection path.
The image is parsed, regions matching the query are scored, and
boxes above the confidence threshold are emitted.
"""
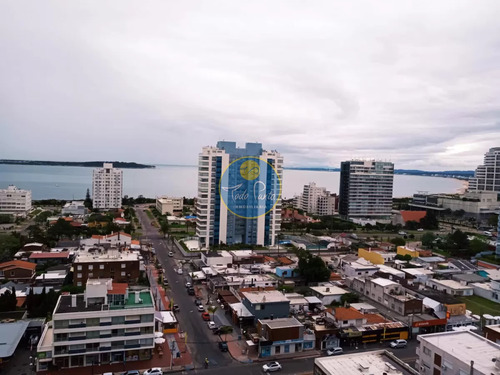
[239,160,260,180]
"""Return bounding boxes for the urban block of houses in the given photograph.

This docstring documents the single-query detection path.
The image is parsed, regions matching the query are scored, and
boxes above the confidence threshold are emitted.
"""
[36,279,155,371]
[257,317,315,357]
[0,260,36,282]
[309,285,349,306]
[426,279,474,297]
[72,248,141,286]
[358,248,396,265]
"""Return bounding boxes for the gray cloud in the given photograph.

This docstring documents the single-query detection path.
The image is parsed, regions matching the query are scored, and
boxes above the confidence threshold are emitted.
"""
[1,0,499,170]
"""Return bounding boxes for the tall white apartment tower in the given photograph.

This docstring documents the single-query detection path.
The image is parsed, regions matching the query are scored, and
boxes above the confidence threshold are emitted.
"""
[0,185,32,217]
[469,147,500,193]
[339,160,394,220]
[196,142,283,249]
[92,163,123,210]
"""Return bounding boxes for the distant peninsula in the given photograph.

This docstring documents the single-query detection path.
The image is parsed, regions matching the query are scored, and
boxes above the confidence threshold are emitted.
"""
[0,159,155,169]
[285,166,474,179]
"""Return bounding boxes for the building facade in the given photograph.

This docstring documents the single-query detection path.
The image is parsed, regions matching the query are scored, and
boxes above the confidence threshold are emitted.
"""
[155,196,183,215]
[73,249,140,286]
[338,160,394,220]
[92,163,123,210]
[296,182,337,216]
[36,279,155,370]
[196,142,283,248]
[62,201,87,216]
[0,185,32,216]
[469,147,500,193]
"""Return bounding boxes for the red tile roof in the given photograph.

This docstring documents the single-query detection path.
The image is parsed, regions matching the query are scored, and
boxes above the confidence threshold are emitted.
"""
[364,313,389,324]
[334,307,365,321]
[0,260,36,271]
[29,252,70,259]
[109,283,128,295]
[400,211,427,223]
[277,256,293,265]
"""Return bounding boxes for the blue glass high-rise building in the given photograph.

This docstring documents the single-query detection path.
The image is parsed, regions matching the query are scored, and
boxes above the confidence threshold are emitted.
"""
[196,142,283,249]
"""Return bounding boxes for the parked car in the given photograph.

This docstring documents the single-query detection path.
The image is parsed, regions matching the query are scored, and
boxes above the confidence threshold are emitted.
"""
[194,298,202,306]
[207,321,217,330]
[201,312,210,321]
[326,347,343,356]
[185,282,192,288]
[143,368,163,375]
[417,228,424,231]
[172,304,180,312]
[262,361,282,372]
[122,371,140,375]
[177,268,183,275]
[390,339,407,348]
[197,305,205,312]
[218,341,229,352]
[168,251,174,257]
[187,287,195,296]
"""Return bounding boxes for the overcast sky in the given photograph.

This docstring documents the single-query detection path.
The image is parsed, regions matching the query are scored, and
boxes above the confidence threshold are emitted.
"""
[1,1,499,170]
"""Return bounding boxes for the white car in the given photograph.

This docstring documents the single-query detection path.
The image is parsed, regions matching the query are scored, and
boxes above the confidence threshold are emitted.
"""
[197,305,205,312]
[326,347,343,355]
[168,251,173,257]
[177,268,183,275]
[185,282,192,288]
[262,362,281,372]
[207,321,217,330]
[390,339,407,348]
[143,368,163,375]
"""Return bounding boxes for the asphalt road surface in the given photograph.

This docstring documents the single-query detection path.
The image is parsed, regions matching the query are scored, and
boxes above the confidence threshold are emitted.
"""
[136,206,233,370]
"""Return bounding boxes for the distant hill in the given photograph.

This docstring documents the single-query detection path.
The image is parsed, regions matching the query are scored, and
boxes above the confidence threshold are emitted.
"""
[284,166,474,179]
[0,159,155,169]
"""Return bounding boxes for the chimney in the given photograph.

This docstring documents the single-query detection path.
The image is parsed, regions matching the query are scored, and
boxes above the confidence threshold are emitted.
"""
[71,294,77,307]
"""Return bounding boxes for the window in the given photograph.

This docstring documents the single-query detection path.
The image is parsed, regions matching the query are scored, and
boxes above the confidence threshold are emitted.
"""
[100,265,104,270]
[121,263,126,269]
[77,282,82,287]
[434,353,442,367]
[112,316,125,325]
[423,346,431,355]
[88,265,93,270]
[141,314,154,323]
[343,320,348,324]
[77,273,82,278]
[89,273,93,278]
[77,265,82,271]
[121,272,126,276]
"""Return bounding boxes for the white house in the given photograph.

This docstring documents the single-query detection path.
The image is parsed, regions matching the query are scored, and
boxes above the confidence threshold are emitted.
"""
[426,279,473,296]
[309,285,349,305]
[472,278,500,303]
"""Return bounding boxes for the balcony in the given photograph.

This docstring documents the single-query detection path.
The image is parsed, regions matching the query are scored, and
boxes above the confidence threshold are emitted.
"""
[124,319,141,325]
[68,323,86,329]
[100,321,112,326]
[124,331,141,336]
[67,336,86,341]
[124,343,140,349]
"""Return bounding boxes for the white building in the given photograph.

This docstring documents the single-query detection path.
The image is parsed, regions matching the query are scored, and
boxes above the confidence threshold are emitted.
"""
[196,142,283,248]
[416,330,500,375]
[341,259,379,278]
[62,201,87,216]
[36,279,155,370]
[200,250,233,267]
[92,163,123,210]
[469,147,500,193]
[0,185,32,216]
[297,182,337,216]
[472,278,500,304]
[156,196,183,215]
[426,279,474,297]
[309,285,349,306]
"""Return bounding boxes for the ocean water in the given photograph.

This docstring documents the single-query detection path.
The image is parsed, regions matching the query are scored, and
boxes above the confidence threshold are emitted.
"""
[0,164,465,200]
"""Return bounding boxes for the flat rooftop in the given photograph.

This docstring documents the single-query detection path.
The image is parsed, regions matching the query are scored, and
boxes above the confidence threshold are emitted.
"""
[74,249,139,263]
[418,331,500,374]
[260,317,302,329]
[429,279,473,290]
[371,277,398,287]
[310,285,348,296]
[242,290,289,304]
[314,350,412,375]
[0,321,30,358]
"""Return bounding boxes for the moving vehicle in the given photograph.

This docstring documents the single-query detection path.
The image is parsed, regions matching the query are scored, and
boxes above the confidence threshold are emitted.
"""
[390,339,407,348]
[194,298,202,306]
[326,347,343,355]
[172,304,180,312]
[218,341,228,352]
[262,362,282,372]
[185,282,192,288]
[187,287,195,295]
[143,368,163,375]
[201,312,210,321]
[207,321,217,330]
[197,305,205,312]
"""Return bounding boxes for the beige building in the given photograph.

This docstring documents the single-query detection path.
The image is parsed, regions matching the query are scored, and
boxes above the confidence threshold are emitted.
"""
[156,196,183,215]
[0,185,32,216]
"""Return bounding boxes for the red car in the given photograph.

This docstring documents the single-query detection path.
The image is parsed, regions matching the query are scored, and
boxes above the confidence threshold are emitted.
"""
[201,312,210,321]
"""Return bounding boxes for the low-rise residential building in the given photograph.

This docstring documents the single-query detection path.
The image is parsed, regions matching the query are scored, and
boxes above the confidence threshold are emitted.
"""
[257,317,315,357]
[401,268,434,284]
[200,251,233,267]
[61,201,87,216]
[358,248,396,265]
[484,324,500,344]
[414,256,446,269]
[275,266,299,278]
[471,277,500,303]
[0,185,32,217]
[73,248,141,286]
[309,285,349,306]
[314,350,416,375]
[341,259,379,278]
[241,290,290,321]
[29,252,71,265]
[426,279,474,297]
[448,259,477,273]
[80,232,132,247]
[332,307,367,328]
[0,260,36,282]
[36,279,155,370]
[397,246,432,258]
[155,196,183,215]
[416,331,500,375]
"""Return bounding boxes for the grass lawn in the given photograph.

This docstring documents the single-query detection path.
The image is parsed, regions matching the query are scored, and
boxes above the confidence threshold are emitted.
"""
[145,209,154,220]
[459,295,500,316]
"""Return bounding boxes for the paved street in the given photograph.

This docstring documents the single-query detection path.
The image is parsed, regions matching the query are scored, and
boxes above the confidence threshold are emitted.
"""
[136,206,233,370]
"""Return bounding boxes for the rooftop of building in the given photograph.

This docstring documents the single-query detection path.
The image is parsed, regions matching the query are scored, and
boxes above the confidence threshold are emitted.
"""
[0,321,31,359]
[73,248,139,263]
[242,290,289,304]
[418,331,500,374]
[417,256,446,263]
[309,285,349,296]
[334,307,365,321]
[0,260,36,271]
[259,316,303,329]
[401,267,434,276]
[371,277,398,287]
[428,279,473,290]
[407,286,463,305]
[485,324,500,334]
[55,290,153,314]
[29,251,70,259]
[399,210,427,222]
[448,259,477,271]
[314,350,412,375]
[452,273,487,283]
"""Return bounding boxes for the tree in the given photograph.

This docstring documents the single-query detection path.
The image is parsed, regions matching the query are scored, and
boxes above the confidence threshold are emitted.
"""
[207,306,218,320]
[297,250,331,283]
[0,214,13,224]
[340,292,359,306]
[420,211,439,230]
[469,237,488,255]
[391,237,406,247]
[488,214,499,227]
[0,233,22,262]
[421,232,437,248]
[84,188,93,209]
[159,220,170,239]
